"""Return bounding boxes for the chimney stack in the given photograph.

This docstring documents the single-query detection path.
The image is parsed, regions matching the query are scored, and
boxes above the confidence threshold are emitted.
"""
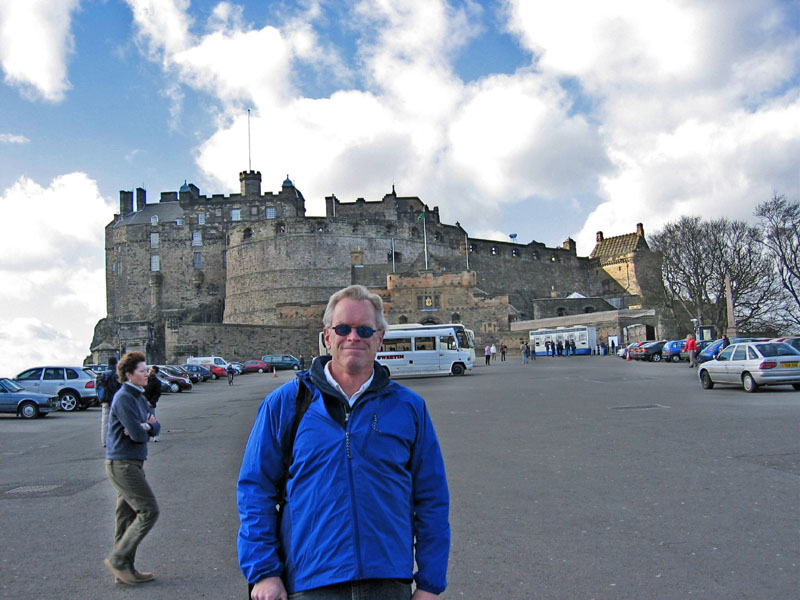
[119,190,133,215]
[136,187,146,211]
[596,231,604,242]
[636,223,644,237]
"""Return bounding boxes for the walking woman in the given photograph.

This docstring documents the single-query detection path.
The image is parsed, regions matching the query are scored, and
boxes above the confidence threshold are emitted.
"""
[103,351,161,586]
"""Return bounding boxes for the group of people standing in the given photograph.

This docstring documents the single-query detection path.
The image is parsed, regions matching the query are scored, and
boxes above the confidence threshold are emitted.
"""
[544,339,576,356]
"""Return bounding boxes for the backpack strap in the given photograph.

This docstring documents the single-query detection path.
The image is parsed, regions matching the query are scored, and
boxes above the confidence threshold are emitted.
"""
[278,380,313,510]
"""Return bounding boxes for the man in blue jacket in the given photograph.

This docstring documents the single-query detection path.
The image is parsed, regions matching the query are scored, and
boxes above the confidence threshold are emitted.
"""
[238,285,450,600]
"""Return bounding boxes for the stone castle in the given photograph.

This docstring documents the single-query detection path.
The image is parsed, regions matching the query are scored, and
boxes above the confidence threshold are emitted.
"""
[89,170,662,363]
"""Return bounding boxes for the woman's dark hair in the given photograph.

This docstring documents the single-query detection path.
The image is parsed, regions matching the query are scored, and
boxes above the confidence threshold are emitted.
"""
[117,351,146,383]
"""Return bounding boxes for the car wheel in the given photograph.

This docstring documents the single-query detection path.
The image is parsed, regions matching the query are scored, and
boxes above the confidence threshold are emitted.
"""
[671,355,681,363]
[451,363,465,376]
[169,383,180,393]
[59,391,79,412]
[742,373,759,393]
[211,374,218,380]
[292,365,299,370]
[652,354,662,362]
[700,370,714,389]
[793,384,800,391]
[19,401,39,419]
[258,368,264,373]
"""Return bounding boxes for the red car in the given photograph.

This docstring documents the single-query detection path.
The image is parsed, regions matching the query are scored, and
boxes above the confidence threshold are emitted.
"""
[242,360,271,373]
[200,364,227,380]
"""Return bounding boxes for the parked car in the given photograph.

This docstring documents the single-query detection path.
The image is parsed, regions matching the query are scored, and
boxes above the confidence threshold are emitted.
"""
[631,341,665,361]
[694,337,764,365]
[155,366,193,392]
[261,354,301,370]
[199,364,227,380]
[0,377,60,418]
[242,360,271,374]
[662,340,686,362]
[698,342,800,392]
[620,342,646,359]
[169,365,200,384]
[181,363,212,381]
[85,363,113,376]
[13,366,98,412]
[771,337,800,353]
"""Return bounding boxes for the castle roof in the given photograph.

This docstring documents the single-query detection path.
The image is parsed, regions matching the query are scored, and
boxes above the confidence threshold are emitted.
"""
[589,231,649,259]
[116,201,184,226]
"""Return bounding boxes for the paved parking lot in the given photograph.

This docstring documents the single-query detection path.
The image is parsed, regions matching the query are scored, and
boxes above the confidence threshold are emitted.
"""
[1,357,798,599]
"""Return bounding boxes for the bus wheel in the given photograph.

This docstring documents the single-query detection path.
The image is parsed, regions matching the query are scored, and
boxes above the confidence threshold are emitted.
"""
[451,363,465,376]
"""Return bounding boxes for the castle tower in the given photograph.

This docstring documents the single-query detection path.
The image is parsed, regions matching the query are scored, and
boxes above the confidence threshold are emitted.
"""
[240,170,262,197]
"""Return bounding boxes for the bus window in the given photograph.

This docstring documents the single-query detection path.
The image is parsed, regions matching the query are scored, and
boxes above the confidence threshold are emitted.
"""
[382,337,412,352]
[414,336,436,351]
[441,335,457,350]
[456,331,468,349]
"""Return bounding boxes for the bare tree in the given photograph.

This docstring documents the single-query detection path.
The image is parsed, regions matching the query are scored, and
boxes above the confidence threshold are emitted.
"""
[650,216,783,335]
[755,194,800,330]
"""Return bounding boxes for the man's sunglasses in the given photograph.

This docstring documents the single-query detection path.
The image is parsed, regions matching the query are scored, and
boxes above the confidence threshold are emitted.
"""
[331,324,377,338]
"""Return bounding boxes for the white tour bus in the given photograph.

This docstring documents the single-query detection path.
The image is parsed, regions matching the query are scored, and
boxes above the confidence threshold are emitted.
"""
[317,325,473,377]
[529,326,597,356]
[378,326,473,377]
[387,323,477,363]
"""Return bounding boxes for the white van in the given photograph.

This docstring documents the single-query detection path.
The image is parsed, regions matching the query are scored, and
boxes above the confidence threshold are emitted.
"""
[186,356,229,368]
[377,326,473,377]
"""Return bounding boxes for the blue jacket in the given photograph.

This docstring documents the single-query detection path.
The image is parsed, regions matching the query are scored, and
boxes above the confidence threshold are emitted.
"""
[237,356,450,594]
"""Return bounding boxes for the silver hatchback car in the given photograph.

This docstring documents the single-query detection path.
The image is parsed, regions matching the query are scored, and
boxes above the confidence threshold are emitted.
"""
[698,342,800,393]
[13,366,99,411]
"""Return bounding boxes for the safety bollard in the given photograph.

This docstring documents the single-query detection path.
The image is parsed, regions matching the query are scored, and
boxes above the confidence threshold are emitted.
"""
[273,367,278,377]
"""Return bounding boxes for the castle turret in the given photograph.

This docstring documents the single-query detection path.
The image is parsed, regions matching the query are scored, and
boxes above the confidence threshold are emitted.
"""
[240,170,262,197]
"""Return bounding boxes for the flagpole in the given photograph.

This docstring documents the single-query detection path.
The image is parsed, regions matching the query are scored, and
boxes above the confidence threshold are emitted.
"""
[423,213,428,270]
[465,232,469,270]
[391,238,396,273]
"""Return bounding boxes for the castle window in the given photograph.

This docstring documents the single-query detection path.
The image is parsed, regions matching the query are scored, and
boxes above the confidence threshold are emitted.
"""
[175,217,184,226]
[193,252,202,269]
[387,251,402,264]
[150,255,160,272]
[469,244,476,252]
[150,232,160,249]
[243,228,253,240]
[192,231,202,246]
[386,224,394,234]
[231,209,241,221]
[265,207,276,219]
[434,231,442,242]
[491,246,498,255]
[532,250,539,260]
[551,254,558,262]
[556,307,567,316]
[250,206,259,216]
[512,248,520,257]
[198,213,206,225]
[399,315,408,324]
[277,223,286,234]
[150,215,159,226]
[584,306,595,313]
[451,312,461,322]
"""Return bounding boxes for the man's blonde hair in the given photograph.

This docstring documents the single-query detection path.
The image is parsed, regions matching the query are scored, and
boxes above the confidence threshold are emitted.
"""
[322,285,388,331]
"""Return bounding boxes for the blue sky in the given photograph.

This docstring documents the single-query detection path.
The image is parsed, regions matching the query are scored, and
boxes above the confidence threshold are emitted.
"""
[1,0,799,373]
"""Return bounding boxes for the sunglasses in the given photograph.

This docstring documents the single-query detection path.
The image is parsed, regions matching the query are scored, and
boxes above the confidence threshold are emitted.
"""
[331,324,377,338]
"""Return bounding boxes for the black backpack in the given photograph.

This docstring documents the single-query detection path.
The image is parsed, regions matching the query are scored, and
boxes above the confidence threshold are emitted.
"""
[104,372,121,401]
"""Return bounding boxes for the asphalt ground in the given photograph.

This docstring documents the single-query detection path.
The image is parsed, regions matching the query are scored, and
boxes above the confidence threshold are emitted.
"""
[1,356,798,600]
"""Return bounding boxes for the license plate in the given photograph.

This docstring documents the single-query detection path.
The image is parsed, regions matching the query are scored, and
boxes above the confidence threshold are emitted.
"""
[781,362,798,368]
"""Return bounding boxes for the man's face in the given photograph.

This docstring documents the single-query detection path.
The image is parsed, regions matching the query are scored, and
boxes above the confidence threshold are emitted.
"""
[324,298,385,376]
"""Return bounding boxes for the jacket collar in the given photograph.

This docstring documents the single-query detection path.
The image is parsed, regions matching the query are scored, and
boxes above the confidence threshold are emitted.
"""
[302,355,390,402]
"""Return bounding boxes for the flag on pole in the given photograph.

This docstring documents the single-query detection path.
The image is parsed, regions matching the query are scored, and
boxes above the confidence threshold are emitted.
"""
[416,211,425,222]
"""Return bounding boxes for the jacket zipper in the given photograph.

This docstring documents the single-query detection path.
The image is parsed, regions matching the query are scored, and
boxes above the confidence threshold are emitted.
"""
[343,400,365,579]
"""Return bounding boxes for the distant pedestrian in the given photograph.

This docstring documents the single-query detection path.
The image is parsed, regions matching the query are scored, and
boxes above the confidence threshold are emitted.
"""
[521,341,528,364]
[685,334,698,368]
[298,354,306,370]
[557,340,564,356]
[501,344,507,361]
[490,343,497,362]
[525,342,532,363]
[100,357,120,447]
[570,340,576,356]
[144,366,161,443]
[530,342,536,360]
[721,335,730,350]
[484,345,491,366]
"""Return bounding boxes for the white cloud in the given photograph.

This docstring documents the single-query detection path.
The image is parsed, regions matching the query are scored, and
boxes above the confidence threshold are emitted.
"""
[0,173,112,375]
[0,133,29,143]
[0,0,80,102]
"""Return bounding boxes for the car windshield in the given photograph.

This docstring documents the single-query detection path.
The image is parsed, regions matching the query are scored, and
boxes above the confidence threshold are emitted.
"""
[0,378,23,392]
[755,343,800,357]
